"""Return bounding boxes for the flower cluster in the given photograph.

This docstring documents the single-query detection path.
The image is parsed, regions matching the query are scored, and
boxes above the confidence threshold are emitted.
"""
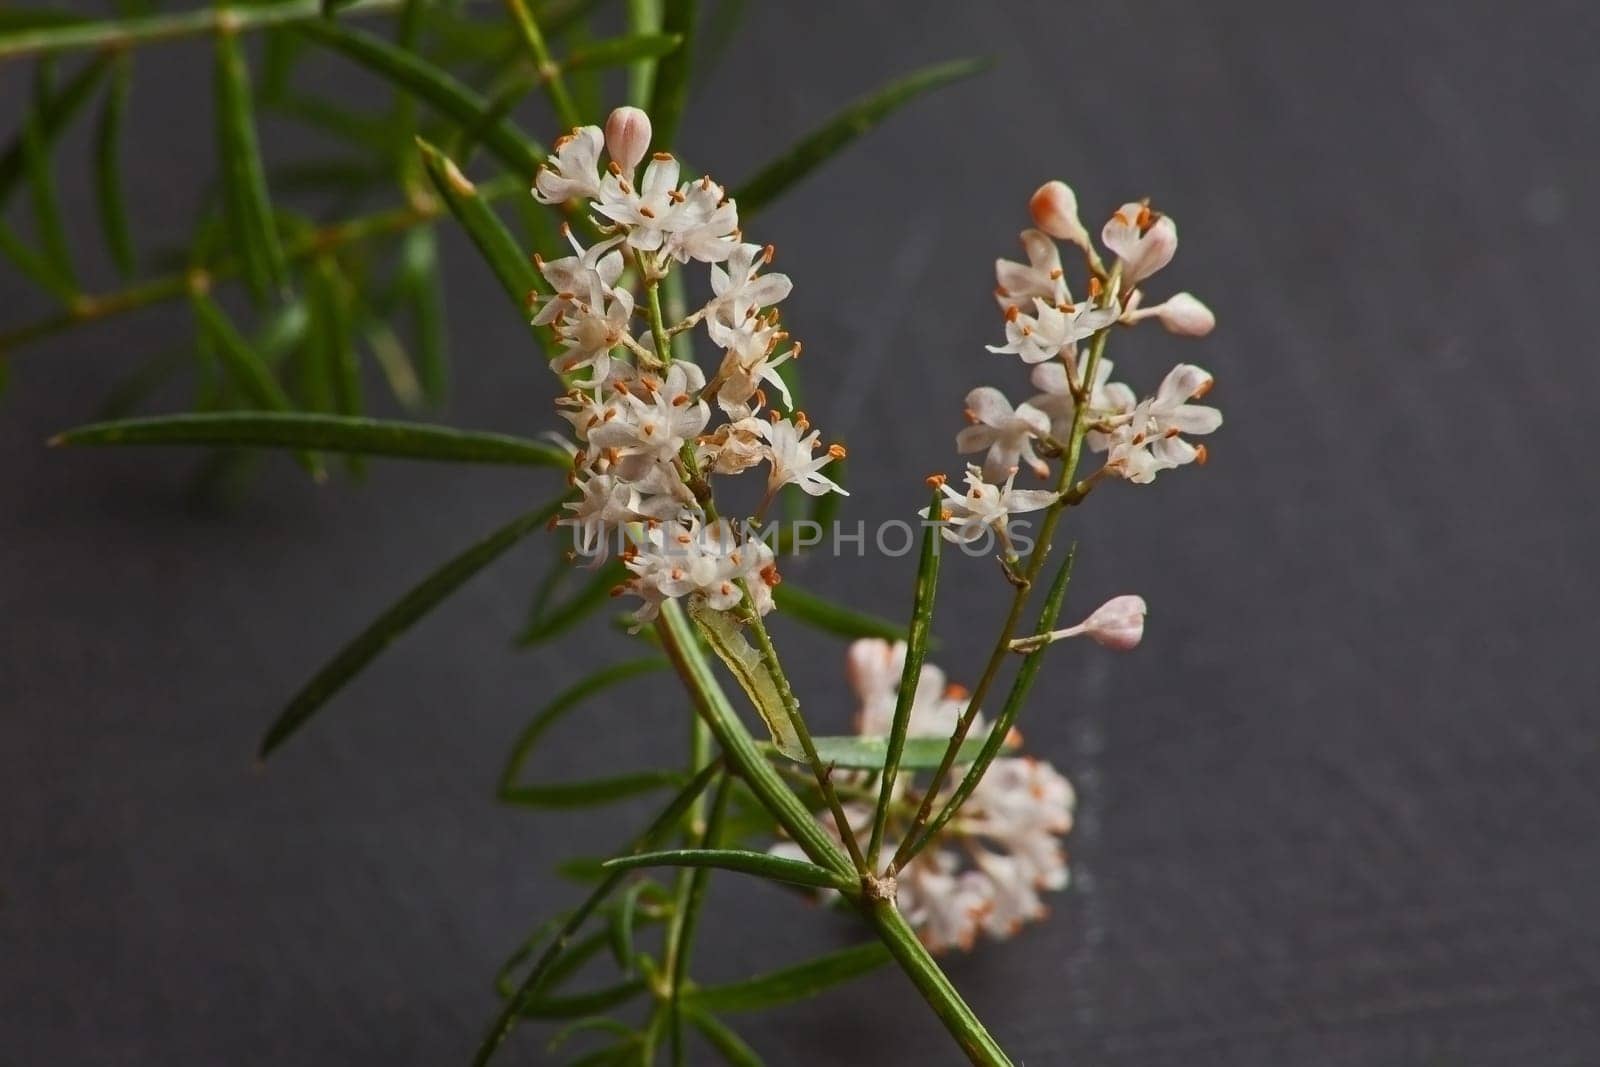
[775,639,1077,954]
[532,108,846,625]
[927,183,1224,547]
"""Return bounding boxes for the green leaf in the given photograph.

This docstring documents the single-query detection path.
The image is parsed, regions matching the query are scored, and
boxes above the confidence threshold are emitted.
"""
[504,0,578,131]
[22,66,77,290]
[548,1016,637,1053]
[502,772,684,809]
[397,227,448,403]
[267,91,395,155]
[474,760,725,1067]
[686,1009,764,1066]
[623,0,660,106]
[190,293,324,479]
[600,849,845,890]
[499,657,669,800]
[417,138,540,315]
[0,52,110,209]
[647,0,695,147]
[686,942,891,1014]
[215,30,288,300]
[519,978,648,1020]
[308,260,363,476]
[518,560,627,645]
[804,733,1015,771]
[770,582,909,643]
[53,413,571,468]
[258,499,566,757]
[868,485,945,860]
[608,879,650,975]
[93,55,135,277]
[300,21,544,177]
[0,218,73,302]
[564,31,681,72]
[733,57,988,217]
[362,316,423,410]
[94,349,188,421]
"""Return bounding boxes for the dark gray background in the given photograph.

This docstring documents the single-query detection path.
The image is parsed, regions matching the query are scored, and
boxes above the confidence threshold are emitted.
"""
[5,0,1600,1063]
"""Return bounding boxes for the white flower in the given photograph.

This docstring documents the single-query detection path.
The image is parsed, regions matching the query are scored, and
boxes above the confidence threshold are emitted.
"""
[594,154,682,254]
[559,473,641,561]
[696,416,768,475]
[533,126,604,205]
[1079,594,1147,651]
[621,518,771,624]
[1101,201,1177,287]
[604,106,652,177]
[757,415,846,499]
[925,465,1058,545]
[587,372,710,464]
[532,230,625,328]
[962,757,1074,890]
[661,176,741,264]
[972,849,1048,937]
[994,229,1069,313]
[1103,364,1221,484]
[988,296,1118,365]
[712,320,796,415]
[1028,180,1090,252]
[707,243,791,328]
[955,386,1052,481]
[1027,357,1137,448]
[1123,291,1214,336]
[549,287,634,383]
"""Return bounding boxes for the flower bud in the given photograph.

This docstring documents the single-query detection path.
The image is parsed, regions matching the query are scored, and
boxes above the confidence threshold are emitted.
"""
[604,106,652,176]
[1028,180,1089,249]
[1155,292,1215,336]
[1081,595,1147,651]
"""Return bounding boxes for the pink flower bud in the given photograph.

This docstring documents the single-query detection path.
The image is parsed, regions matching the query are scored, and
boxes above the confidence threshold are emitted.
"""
[1029,181,1089,249]
[1081,595,1147,651]
[604,106,652,175]
[1156,292,1215,336]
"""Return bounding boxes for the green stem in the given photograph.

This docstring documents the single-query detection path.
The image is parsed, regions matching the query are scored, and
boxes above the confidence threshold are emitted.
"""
[503,0,580,130]
[0,178,521,356]
[890,269,1121,875]
[0,0,403,61]
[863,899,1013,1067]
[664,772,731,1066]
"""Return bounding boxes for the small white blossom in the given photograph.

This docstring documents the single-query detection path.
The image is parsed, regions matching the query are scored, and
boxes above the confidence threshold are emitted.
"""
[559,473,642,562]
[847,638,976,740]
[707,243,792,329]
[1103,364,1221,484]
[955,386,1052,482]
[587,372,710,464]
[994,228,1069,313]
[989,296,1118,365]
[1027,357,1137,449]
[758,415,847,500]
[898,850,995,953]
[594,154,682,253]
[925,465,1058,545]
[712,319,796,415]
[622,518,774,625]
[1101,201,1178,287]
[533,126,604,205]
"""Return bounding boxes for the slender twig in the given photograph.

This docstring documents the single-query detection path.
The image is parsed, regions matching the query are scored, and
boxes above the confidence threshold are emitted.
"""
[0,178,522,356]
[503,0,580,130]
[890,267,1122,876]
[663,772,731,1066]
[0,0,404,62]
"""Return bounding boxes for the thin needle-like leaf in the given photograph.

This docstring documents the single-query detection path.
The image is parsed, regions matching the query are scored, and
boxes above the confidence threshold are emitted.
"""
[647,0,695,147]
[601,849,847,890]
[397,227,449,403]
[498,658,669,800]
[623,0,660,106]
[804,733,1015,772]
[52,412,575,466]
[22,68,77,292]
[473,759,724,1067]
[215,28,289,298]
[0,218,73,302]
[733,57,988,217]
[868,486,944,864]
[685,942,892,1014]
[517,560,627,645]
[907,544,1078,861]
[504,0,579,130]
[190,292,324,478]
[686,1009,764,1067]
[563,32,681,72]
[770,582,910,643]
[300,20,545,176]
[93,55,136,277]
[416,138,541,316]
[258,498,567,757]
[0,52,110,208]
